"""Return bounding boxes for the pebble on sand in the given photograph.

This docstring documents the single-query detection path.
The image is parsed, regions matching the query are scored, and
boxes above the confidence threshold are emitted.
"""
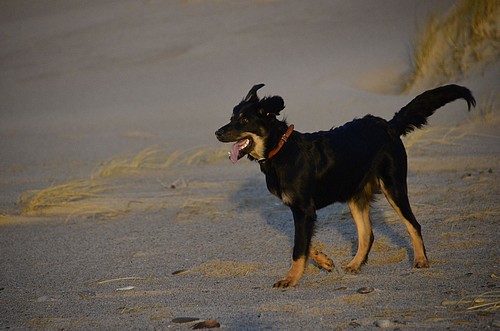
[192,320,221,329]
[172,317,200,324]
[357,286,375,294]
[374,319,393,328]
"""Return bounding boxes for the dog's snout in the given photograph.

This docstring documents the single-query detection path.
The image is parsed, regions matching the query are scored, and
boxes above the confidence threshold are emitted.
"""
[215,126,233,142]
[215,128,228,141]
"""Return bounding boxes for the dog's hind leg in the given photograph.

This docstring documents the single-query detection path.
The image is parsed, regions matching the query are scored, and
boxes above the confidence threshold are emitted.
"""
[345,199,374,273]
[380,180,429,268]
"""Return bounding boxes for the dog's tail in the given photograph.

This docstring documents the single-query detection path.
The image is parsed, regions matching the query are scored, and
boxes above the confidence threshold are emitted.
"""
[389,84,476,136]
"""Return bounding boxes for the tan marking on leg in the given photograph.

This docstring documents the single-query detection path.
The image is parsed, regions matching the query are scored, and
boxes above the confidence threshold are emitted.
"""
[380,181,429,268]
[345,199,373,274]
[273,256,307,288]
[309,246,334,271]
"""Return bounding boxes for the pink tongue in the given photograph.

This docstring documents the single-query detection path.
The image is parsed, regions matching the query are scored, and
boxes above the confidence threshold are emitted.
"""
[230,140,246,164]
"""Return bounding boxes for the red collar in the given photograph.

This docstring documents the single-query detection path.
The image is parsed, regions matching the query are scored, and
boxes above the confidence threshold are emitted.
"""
[267,124,294,159]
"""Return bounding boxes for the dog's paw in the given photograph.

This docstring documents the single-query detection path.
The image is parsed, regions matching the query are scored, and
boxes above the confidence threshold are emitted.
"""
[310,249,335,272]
[343,264,361,274]
[321,258,335,272]
[273,277,298,288]
[413,258,429,268]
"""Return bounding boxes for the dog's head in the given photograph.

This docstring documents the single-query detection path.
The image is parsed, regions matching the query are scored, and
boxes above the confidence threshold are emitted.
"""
[215,84,286,163]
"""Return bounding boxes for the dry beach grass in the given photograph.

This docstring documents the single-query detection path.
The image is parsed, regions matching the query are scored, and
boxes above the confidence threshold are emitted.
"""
[405,0,499,91]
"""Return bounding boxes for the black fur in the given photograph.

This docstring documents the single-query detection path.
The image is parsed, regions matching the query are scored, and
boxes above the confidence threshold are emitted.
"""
[215,84,475,288]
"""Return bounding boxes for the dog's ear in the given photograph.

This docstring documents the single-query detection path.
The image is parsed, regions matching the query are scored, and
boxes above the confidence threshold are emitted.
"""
[259,96,285,116]
[244,84,265,103]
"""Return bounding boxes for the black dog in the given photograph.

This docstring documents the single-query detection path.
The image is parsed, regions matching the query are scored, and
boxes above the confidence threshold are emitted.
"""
[215,84,475,288]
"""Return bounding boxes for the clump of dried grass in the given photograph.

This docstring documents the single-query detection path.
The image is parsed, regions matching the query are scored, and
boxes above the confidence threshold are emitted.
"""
[467,291,500,311]
[18,145,228,218]
[17,177,149,220]
[405,0,499,91]
[92,146,171,178]
[93,145,227,179]
[470,93,499,124]
[19,180,108,215]
[443,290,500,311]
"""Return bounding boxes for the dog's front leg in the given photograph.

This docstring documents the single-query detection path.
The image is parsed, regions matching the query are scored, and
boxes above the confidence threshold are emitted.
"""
[273,203,316,288]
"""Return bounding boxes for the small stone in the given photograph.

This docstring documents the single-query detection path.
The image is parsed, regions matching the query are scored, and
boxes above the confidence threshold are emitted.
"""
[374,319,392,328]
[172,317,200,324]
[192,320,221,329]
[170,178,187,189]
[357,286,374,294]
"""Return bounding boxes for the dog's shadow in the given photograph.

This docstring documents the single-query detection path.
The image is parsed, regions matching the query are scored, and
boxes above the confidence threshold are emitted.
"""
[229,175,415,266]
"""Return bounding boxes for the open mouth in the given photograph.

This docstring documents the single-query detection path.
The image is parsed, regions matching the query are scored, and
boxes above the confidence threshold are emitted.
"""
[230,137,253,164]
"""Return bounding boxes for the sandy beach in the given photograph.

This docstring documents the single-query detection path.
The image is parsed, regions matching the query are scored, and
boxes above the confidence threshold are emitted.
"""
[1,0,499,329]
